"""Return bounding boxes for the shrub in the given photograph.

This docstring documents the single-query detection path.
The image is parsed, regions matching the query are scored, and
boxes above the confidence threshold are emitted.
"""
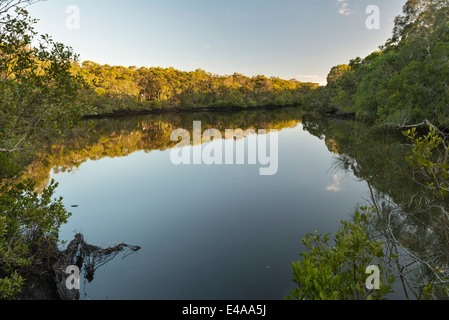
[286,207,395,300]
[0,179,70,299]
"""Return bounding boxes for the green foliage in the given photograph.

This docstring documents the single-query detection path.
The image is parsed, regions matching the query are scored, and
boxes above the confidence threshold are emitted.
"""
[298,117,449,300]
[287,207,395,300]
[401,124,449,299]
[0,179,71,299]
[306,1,449,127]
[0,3,81,299]
[0,271,24,300]
[403,125,449,199]
[74,63,318,115]
[326,64,352,87]
[421,280,449,300]
[0,7,90,178]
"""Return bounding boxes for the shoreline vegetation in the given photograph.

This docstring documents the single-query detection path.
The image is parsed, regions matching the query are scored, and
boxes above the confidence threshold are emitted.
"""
[1,0,449,300]
[81,103,355,120]
[73,61,320,118]
[82,103,308,119]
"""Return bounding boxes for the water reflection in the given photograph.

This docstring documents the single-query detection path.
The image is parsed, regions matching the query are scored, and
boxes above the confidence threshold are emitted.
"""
[325,173,345,193]
[55,233,141,300]
[24,108,302,191]
[308,115,449,299]
[27,108,374,299]
[23,108,448,299]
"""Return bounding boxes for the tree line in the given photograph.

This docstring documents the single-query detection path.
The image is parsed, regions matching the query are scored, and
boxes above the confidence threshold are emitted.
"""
[74,61,319,115]
[304,0,449,128]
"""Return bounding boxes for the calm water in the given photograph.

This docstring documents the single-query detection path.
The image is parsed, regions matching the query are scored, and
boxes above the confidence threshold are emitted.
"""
[41,109,373,300]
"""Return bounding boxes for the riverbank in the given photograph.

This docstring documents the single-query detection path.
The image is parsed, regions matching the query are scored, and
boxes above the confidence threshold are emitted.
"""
[82,103,356,120]
[82,103,303,119]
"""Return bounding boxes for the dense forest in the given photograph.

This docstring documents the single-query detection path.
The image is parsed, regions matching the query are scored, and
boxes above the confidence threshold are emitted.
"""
[304,0,449,128]
[74,62,318,115]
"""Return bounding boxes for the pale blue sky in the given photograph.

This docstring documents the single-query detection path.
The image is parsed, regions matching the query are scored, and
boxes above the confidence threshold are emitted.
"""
[27,0,406,84]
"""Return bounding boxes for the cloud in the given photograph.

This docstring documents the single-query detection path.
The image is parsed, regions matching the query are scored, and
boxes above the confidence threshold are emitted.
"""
[326,174,344,192]
[337,0,353,16]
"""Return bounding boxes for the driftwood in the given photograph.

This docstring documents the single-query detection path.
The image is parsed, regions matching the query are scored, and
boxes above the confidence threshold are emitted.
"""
[53,233,141,300]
